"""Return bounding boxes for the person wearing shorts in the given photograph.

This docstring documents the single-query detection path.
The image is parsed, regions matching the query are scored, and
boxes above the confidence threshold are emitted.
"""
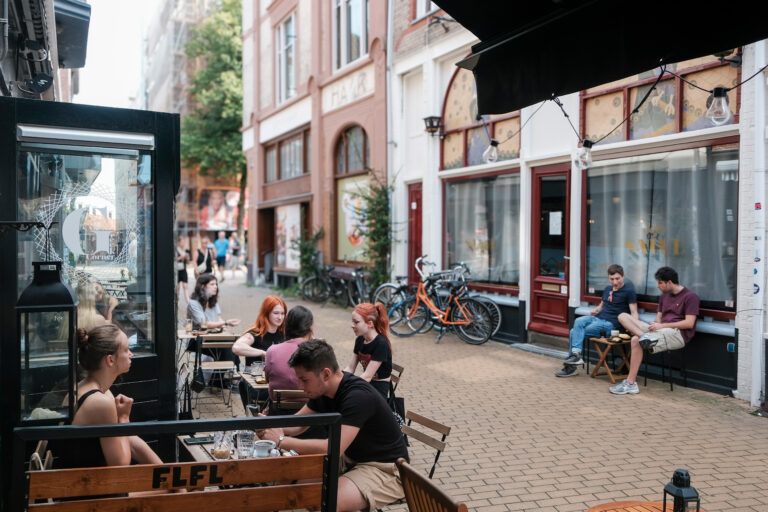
[214,231,229,282]
[611,266,699,395]
[258,339,408,511]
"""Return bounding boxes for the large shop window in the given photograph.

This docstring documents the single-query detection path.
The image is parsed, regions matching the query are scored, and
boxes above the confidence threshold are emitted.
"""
[445,173,520,286]
[264,129,310,183]
[333,0,369,70]
[17,144,156,353]
[335,126,369,262]
[585,144,738,310]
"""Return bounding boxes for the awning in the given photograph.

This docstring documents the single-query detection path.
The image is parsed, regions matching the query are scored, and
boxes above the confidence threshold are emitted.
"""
[54,0,91,68]
[434,0,768,115]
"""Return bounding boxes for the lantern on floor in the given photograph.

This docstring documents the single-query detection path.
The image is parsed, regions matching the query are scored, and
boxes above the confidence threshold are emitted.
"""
[18,261,79,425]
[663,469,700,512]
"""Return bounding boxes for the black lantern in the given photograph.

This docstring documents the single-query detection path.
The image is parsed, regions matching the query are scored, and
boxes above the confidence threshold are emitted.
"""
[17,261,79,425]
[663,469,700,512]
[423,115,442,136]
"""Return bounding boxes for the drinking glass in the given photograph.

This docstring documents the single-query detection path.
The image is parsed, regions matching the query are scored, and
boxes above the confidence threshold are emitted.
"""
[237,430,255,459]
[212,431,232,459]
[185,319,193,333]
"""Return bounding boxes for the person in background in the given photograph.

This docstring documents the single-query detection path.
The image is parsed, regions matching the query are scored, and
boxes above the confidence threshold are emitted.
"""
[195,236,215,279]
[93,281,119,323]
[264,305,313,414]
[55,325,162,468]
[344,302,393,399]
[228,233,242,278]
[214,231,229,283]
[176,236,191,303]
[187,274,240,332]
[77,281,109,332]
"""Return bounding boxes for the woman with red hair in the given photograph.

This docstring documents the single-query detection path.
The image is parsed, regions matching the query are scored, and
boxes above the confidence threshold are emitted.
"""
[344,302,392,399]
[233,296,286,408]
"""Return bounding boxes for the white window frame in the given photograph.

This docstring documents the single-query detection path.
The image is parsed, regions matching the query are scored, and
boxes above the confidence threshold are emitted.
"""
[415,0,438,20]
[276,13,296,104]
[332,0,369,70]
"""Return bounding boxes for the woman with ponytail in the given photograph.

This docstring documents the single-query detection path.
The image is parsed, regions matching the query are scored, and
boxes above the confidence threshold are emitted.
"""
[56,325,162,468]
[344,302,393,399]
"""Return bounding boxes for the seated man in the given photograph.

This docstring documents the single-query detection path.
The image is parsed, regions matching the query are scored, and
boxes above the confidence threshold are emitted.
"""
[610,266,699,395]
[259,339,408,512]
[555,264,638,377]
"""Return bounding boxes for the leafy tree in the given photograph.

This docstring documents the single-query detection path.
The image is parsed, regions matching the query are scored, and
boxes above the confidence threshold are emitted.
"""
[181,0,246,232]
[357,170,394,288]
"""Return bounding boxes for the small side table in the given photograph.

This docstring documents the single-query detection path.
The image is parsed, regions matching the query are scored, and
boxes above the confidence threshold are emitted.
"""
[589,337,631,383]
[586,500,706,512]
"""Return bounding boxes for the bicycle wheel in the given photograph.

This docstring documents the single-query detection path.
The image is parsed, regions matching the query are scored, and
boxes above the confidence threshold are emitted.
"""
[450,298,493,345]
[330,279,350,307]
[301,277,329,303]
[471,295,502,336]
[373,283,407,312]
[389,299,429,337]
[347,281,363,306]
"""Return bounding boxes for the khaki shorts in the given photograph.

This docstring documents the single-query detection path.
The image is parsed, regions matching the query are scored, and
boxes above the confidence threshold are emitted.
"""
[340,455,404,510]
[636,322,685,354]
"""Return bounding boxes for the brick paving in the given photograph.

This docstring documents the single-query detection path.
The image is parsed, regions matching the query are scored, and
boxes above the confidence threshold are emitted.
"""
[186,273,768,512]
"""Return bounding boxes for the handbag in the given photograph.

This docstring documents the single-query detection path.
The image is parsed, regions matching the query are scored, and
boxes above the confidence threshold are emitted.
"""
[196,250,208,273]
[388,381,406,428]
[190,339,206,393]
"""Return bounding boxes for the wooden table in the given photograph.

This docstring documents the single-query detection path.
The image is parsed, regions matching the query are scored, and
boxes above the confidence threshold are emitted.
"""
[589,336,631,383]
[178,433,216,462]
[586,501,706,511]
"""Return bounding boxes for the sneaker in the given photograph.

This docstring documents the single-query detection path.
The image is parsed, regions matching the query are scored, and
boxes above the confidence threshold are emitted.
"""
[609,379,640,395]
[638,334,659,352]
[563,353,584,366]
[555,365,579,378]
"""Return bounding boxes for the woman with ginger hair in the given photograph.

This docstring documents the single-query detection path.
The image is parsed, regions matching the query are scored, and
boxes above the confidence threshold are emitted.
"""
[344,302,393,399]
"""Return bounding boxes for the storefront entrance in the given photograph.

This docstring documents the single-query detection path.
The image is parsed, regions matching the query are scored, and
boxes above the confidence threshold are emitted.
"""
[407,182,422,284]
[529,165,570,336]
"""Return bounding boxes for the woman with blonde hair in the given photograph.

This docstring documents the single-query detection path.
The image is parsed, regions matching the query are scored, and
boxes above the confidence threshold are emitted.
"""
[344,302,393,399]
[77,281,109,332]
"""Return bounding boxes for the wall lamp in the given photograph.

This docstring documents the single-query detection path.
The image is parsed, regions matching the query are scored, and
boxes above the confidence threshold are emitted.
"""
[423,115,443,137]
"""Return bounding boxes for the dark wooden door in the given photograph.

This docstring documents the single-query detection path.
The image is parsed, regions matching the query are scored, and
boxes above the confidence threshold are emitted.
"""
[529,165,570,336]
[407,182,422,284]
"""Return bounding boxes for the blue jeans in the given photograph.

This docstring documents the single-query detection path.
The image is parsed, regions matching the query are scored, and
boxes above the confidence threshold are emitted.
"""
[569,316,614,355]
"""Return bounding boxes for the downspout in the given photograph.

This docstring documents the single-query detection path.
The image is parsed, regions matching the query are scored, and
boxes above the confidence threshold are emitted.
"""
[385,0,394,279]
[751,40,767,407]
[1,0,9,60]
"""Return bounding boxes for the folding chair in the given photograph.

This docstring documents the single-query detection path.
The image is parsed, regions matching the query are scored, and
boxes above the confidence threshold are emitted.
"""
[396,458,467,512]
[400,410,451,479]
[390,362,404,394]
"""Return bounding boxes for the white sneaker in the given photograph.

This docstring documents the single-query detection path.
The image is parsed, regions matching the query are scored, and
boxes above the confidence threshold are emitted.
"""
[609,379,639,395]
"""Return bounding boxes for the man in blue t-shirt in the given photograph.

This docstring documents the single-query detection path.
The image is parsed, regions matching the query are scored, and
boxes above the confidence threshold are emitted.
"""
[555,264,638,377]
[213,231,229,282]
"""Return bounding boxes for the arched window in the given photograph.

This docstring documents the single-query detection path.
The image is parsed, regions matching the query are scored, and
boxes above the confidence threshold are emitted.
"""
[335,125,369,175]
[335,125,369,263]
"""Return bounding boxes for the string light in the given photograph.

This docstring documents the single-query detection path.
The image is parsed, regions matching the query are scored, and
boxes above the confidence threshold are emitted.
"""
[482,139,499,163]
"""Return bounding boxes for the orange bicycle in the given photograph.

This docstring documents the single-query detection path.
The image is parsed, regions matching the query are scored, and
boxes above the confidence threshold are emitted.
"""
[388,256,493,344]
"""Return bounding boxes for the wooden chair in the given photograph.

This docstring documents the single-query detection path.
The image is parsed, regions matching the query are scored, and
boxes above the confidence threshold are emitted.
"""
[390,362,404,394]
[396,458,467,512]
[400,411,450,479]
[274,389,309,411]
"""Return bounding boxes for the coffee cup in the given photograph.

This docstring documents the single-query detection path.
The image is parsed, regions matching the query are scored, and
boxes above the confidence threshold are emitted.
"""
[610,329,620,337]
[253,439,276,458]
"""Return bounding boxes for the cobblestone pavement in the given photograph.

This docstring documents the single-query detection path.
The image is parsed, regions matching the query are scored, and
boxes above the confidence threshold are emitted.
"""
[183,273,768,512]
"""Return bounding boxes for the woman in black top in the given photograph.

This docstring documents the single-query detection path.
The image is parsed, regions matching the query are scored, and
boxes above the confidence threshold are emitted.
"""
[58,325,162,468]
[233,295,287,407]
[345,302,392,399]
[195,236,216,278]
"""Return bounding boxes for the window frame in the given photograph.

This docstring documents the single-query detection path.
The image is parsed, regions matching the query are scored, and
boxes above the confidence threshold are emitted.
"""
[335,125,369,177]
[276,13,296,104]
[579,135,740,319]
[332,0,369,71]
[414,0,438,20]
[263,128,311,184]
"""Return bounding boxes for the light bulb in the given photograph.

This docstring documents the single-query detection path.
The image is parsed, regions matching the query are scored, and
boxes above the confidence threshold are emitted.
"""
[706,87,732,126]
[483,139,499,163]
[573,140,593,170]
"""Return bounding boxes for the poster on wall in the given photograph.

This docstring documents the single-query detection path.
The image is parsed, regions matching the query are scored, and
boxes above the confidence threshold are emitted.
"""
[276,203,301,270]
[199,188,240,231]
[337,175,368,262]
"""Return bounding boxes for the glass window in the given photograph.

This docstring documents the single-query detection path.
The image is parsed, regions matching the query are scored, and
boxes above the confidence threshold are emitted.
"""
[586,144,738,310]
[336,126,368,175]
[415,0,438,19]
[336,174,368,262]
[277,14,296,103]
[280,135,302,179]
[445,174,520,286]
[17,144,156,352]
[333,0,368,69]
[265,146,277,182]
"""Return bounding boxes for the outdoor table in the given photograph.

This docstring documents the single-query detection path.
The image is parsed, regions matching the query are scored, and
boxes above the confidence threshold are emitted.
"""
[586,501,706,511]
[178,433,294,462]
[589,336,631,383]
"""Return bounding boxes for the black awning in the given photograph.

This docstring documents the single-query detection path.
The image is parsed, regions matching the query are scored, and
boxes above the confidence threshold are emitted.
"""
[54,0,91,69]
[435,0,768,115]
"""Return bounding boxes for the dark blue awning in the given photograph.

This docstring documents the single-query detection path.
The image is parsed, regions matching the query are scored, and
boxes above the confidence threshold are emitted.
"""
[54,0,91,69]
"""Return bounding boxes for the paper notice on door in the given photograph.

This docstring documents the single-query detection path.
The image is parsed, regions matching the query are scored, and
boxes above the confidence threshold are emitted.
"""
[549,211,562,235]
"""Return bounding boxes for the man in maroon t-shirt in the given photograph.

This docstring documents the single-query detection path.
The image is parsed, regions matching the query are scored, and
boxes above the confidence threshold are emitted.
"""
[611,267,699,395]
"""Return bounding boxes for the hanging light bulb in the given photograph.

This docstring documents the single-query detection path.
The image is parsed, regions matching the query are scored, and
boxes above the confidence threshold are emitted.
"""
[573,139,593,170]
[482,139,499,163]
[706,87,732,126]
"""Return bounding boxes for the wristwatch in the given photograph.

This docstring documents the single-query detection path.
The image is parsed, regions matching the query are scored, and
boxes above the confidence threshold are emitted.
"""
[278,435,284,448]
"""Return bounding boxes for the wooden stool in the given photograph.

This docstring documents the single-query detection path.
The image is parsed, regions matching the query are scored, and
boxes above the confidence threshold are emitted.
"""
[589,337,631,383]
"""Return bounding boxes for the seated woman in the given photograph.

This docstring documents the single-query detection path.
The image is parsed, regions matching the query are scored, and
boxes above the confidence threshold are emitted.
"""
[344,302,393,399]
[233,296,286,407]
[93,281,119,323]
[187,274,240,331]
[77,281,109,332]
[55,325,162,468]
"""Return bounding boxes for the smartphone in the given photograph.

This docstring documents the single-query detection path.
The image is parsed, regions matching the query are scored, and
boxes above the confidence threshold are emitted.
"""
[184,435,214,445]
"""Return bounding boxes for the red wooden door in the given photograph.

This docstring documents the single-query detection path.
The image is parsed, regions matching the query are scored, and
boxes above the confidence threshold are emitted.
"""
[529,165,570,336]
[407,183,422,284]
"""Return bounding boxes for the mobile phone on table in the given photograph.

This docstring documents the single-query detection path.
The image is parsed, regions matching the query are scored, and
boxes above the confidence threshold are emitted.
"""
[184,435,214,445]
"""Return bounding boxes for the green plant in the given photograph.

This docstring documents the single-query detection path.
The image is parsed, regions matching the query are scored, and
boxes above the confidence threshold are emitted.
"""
[357,170,394,289]
[291,226,324,281]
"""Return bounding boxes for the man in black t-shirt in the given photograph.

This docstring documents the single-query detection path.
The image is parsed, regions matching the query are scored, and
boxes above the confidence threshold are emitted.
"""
[259,339,408,511]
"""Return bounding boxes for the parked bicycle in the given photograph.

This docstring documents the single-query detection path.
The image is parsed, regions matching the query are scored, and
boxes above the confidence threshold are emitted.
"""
[300,265,350,307]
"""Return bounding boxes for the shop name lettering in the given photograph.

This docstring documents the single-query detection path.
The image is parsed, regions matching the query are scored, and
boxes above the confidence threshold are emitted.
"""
[625,239,681,255]
[152,464,224,488]
[465,239,495,250]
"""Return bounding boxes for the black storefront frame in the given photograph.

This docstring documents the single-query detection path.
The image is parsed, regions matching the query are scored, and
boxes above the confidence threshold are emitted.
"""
[0,97,180,508]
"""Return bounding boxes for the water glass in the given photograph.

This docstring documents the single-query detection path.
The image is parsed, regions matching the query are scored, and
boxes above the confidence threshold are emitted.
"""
[237,430,255,459]
[185,319,193,333]
[212,431,232,460]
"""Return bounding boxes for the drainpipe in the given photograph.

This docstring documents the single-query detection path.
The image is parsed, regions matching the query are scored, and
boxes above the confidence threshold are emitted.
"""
[385,0,394,279]
[1,0,9,61]
[752,40,767,407]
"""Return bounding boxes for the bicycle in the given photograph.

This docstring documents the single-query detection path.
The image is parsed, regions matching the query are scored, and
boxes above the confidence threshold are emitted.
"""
[346,266,372,306]
[388,256,493,344]
[300,265,351,307]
